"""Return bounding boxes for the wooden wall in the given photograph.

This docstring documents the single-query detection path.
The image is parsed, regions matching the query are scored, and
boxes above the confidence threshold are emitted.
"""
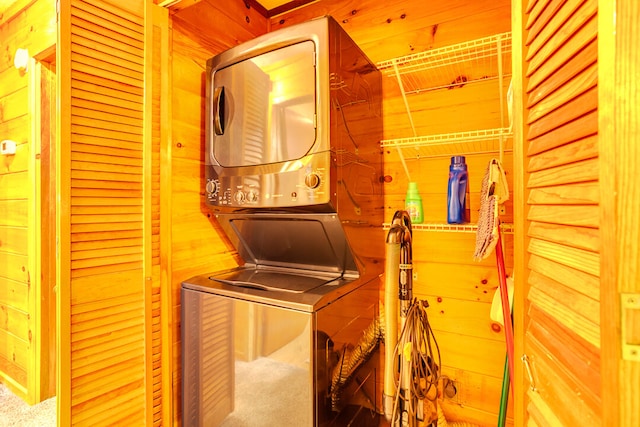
[167,0,268,422]
[0,0,514,424]
[273,1,513,425]
[0,0,56,404]
[0,1,634,425]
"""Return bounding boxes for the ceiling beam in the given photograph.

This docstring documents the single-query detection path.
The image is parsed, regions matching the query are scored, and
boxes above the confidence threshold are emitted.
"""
[268,0,315,18]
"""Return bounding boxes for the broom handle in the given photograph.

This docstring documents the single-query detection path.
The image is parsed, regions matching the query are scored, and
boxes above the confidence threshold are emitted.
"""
[496,220,515,389]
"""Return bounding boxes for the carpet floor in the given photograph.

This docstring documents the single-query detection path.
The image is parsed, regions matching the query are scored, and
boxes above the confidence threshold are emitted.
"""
[0,383,56,427]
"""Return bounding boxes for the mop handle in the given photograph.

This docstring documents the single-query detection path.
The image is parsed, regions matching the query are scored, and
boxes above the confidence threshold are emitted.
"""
[496,221,515,388]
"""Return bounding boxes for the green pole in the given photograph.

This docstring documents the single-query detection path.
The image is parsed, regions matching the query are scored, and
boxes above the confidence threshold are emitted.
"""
[497,354,509,427]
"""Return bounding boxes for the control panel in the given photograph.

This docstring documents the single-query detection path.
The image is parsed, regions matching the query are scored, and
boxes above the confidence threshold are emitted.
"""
[205,166,330,209]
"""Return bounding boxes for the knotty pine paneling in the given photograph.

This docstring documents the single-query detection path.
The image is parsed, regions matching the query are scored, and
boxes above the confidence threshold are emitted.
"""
[441,366,514,418]
[0,328,28,386]
[383,79,510,140]
[0,0,56,404]
[420,297,504,342]
[0,227,28,255]
[271,0,511,63]
[0,303,30,342]
[0,171,29,200]
[0,252,29,284]
[0,0,55,71]
[0,278,28,311]
[0,87,28,127]
[384,152,514,224]
[413,262,505,303]
[0,200,28,227]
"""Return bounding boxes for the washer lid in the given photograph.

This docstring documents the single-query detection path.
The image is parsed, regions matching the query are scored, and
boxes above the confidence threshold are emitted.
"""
[209,268,341,294]
[221,213,359,276]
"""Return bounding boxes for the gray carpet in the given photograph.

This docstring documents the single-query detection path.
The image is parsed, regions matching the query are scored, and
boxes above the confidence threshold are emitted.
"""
[221,357,309,427]
[0,384,56,427]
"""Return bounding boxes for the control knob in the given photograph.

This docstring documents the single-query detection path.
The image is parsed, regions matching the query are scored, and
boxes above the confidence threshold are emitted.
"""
[304,172,321,189]
[246,190,258,203]
[206,179,219,197]
[234,191,246,204]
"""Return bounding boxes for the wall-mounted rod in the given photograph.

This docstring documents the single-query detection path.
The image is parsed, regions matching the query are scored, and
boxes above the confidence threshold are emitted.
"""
[392,62,413,182]
[497,36,505,164]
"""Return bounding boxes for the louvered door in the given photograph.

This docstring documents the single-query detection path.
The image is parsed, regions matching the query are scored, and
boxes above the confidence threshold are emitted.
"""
[515,0,601,424]
[57,0,154,425]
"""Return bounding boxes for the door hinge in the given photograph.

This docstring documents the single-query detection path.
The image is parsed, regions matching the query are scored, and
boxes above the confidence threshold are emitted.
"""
[621,293,640,361]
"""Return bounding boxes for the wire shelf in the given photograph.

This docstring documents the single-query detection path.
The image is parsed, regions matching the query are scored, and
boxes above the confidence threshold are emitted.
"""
[377,32,512,94]
[382,222,514,234]
[381,128,513,158]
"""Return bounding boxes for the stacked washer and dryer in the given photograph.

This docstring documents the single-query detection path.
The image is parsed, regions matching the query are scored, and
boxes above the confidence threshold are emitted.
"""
[181,16,384,427]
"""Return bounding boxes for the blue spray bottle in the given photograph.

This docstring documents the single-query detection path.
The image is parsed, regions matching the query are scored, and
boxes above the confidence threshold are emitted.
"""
[447,156,470,224]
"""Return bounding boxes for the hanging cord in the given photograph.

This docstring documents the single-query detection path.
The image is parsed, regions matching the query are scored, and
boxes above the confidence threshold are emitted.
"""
[391,298,442,426]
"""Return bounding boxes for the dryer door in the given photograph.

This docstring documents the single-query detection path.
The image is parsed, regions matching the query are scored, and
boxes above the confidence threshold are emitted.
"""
[210,40,317,168]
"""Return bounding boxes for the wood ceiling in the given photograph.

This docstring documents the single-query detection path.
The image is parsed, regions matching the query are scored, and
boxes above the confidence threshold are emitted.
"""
[254,0,314,16]
[155,0,316,17]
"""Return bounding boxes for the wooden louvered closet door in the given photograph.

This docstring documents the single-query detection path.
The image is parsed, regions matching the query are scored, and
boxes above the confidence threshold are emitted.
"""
[515,0,601,425]
[57,0,160,425]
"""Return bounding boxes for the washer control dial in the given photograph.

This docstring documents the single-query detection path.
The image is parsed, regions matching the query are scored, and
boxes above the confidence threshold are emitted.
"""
[246,190,258,203]
[233,191,246,204]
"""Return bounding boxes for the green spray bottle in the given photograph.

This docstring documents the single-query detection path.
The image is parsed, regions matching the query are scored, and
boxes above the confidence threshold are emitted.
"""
[405,182,424,224]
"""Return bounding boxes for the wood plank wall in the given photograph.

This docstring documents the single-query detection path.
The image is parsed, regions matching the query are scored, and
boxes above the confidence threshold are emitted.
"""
[168,1,269,421]
[167,0,513,425]
[272,1,513,425]
[0,0,56,404]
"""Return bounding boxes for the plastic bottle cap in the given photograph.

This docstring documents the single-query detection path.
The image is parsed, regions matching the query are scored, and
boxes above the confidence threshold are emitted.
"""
[451,156,466,164]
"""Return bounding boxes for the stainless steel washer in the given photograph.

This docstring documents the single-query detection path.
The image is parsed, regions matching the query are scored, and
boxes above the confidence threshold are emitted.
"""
[182,268,380,427]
